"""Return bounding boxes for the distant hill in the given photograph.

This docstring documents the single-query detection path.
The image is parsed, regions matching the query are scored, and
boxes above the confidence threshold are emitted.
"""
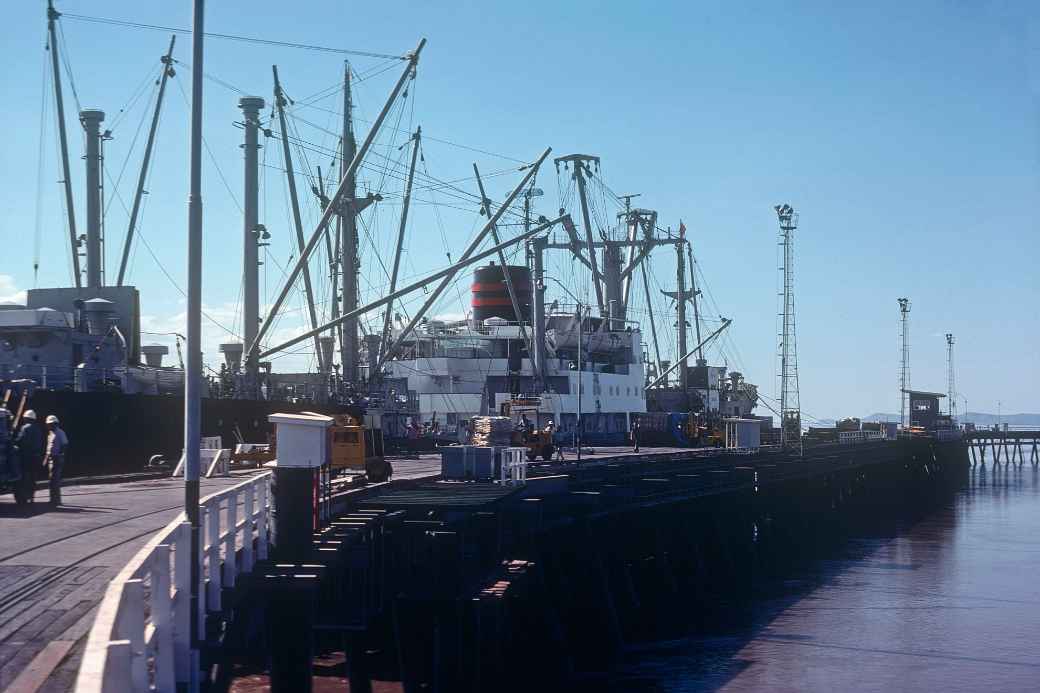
[862,413,899,423]
[863,412,1040,427]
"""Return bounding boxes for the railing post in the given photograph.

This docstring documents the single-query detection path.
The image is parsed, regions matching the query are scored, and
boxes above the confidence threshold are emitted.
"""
[119,579,148,690]
[103,640,133,692]
[243,483,255,573]
[152,544,176,693]
[173,522,191,684]
[224,489,238,588]
[258,475,270,560]
[206,499,222,612]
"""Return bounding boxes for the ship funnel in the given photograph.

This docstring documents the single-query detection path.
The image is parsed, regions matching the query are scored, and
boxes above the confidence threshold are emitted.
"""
[318,335,335,372]
[82,297,115,336]
[141,344,169,368]
[219,342,244,371]
[472,263,531,323]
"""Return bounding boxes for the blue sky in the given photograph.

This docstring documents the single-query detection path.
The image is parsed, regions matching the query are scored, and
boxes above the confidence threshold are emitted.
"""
[0,0,1036,418]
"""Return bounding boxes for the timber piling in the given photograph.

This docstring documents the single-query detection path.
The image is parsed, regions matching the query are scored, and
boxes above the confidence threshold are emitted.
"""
[214,437,967,691]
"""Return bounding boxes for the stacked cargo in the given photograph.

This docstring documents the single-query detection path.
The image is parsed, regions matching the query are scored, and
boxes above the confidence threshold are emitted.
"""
[471,416,513,447]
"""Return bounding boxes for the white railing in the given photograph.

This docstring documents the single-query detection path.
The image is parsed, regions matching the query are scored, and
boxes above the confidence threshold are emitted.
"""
[498,447,529,485]
[75,472,272,693]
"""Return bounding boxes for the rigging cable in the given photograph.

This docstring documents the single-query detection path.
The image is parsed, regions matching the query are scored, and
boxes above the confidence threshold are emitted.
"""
[34,47,51,286]
[61,13,407,60]
[124,86,167,283]
[103,166,240,339]
[104,72,158,223]
[173,76,242,212]
[56,21,82,114]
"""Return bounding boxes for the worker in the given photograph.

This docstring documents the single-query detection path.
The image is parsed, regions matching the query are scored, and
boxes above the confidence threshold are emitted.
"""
[520,413,533,437]
[631,419,641,453]
[44,414,68,506]
[549,421,565,463]
[14,410,45,506]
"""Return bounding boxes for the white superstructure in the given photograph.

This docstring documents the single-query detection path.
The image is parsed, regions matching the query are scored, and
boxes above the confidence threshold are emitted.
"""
[380,313,646,437]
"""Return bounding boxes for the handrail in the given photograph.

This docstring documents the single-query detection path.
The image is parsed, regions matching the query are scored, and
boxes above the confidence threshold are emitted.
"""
[75,471,272,692]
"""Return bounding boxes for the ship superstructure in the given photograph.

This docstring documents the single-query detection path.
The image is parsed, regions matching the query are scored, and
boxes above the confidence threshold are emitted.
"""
[378,268,647,442]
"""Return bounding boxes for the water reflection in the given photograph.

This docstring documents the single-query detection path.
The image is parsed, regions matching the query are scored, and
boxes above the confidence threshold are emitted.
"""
[586,464,1040,692]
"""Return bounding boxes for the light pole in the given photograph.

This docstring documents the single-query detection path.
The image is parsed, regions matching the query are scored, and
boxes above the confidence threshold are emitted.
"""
[185,0,205,687]
[576,301,583,464]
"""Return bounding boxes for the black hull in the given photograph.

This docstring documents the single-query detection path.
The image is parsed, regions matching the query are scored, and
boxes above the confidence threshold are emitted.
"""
[25,391,342,477]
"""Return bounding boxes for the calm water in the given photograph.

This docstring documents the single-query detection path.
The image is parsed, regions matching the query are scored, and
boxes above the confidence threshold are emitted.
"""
[598,463,1040,692]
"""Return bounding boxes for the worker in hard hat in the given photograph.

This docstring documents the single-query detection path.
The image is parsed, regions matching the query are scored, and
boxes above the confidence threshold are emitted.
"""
[43,415,69,506]
[14,410,45,506]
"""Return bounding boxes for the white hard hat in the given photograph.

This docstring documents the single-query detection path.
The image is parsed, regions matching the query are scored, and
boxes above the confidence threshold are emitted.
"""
[46,414,60,424]
[23,410,37,421]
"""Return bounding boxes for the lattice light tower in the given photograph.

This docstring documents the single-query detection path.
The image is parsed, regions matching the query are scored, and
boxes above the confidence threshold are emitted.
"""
[775,204,801,450]
[898,298,911,429]
[946,333,957,419]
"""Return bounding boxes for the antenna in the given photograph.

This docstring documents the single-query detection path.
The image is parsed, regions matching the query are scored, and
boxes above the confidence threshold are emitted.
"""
[898,298,911,429]
[775,204,800,451]
[946,333,956,420]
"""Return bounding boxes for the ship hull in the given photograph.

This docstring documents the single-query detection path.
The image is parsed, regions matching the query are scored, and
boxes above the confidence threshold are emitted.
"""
[25,390,331,477]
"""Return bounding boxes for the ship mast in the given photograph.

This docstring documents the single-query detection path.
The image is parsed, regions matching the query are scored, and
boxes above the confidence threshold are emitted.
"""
[554,154,605,315]
[46,0,82,288]
[246,40,425,373]
[378,127,421,363]
[273,65,326,374]
[340,62,359,382]
[687,242,704,364]
[675,223,688,391]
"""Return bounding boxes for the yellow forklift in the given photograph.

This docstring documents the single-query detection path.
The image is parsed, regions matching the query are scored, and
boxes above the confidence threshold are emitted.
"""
[683,412,725,447]
[326,412,393,482]
[238,410,393,482]
[500,398,555,461]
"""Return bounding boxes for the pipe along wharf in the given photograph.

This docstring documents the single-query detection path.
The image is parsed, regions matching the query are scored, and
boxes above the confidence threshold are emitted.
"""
[210,422,967,692]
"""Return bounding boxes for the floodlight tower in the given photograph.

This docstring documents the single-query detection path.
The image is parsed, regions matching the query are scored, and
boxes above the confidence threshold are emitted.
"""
[775,204,801,450]
[946,333,956,419]
[898,298,911,429]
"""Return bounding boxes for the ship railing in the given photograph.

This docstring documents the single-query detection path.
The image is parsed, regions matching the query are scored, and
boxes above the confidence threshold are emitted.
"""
[839,430,886,445]
[935,428,963,442]
[75,472,272,693]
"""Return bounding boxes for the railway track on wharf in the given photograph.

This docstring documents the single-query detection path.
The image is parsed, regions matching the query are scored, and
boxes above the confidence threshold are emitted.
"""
[0,472,265,691]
